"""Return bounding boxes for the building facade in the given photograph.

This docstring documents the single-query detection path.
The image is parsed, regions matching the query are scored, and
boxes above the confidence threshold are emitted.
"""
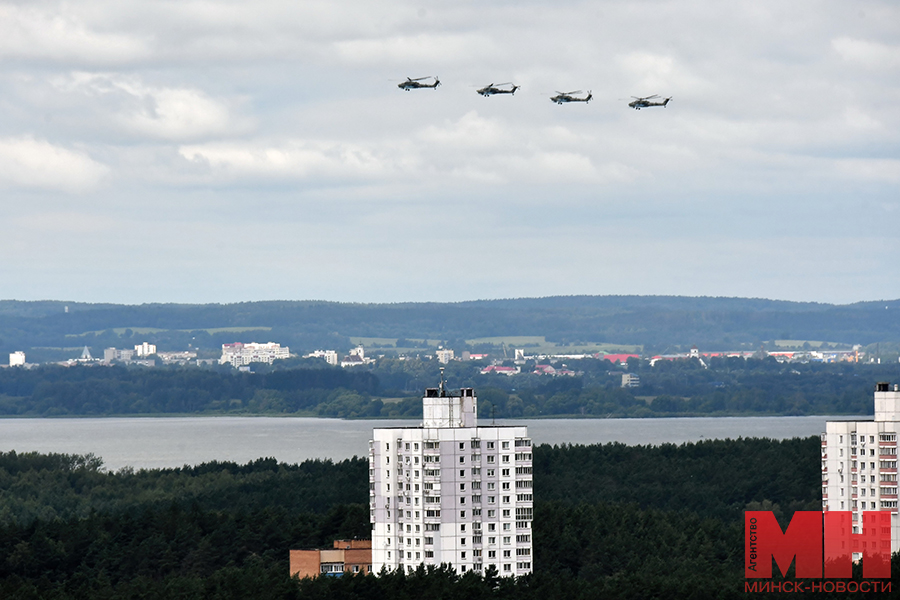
[289,540,372,578]
[369,378,533,576]
[822,382,900,557]
[219,342,290,366]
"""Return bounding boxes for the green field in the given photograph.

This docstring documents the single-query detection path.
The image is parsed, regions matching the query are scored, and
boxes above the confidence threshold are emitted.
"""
[67,326,272,338]
[773,339,840,349]
[349,336,442,348]
[466,336,641,355]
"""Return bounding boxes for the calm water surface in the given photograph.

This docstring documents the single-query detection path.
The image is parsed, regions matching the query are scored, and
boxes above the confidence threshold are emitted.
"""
[0,415,848,471]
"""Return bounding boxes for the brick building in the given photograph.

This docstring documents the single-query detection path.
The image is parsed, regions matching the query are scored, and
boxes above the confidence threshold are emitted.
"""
[289,539,372,578]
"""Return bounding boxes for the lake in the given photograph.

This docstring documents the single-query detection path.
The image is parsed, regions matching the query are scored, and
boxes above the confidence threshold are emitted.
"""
[0,415,849,471]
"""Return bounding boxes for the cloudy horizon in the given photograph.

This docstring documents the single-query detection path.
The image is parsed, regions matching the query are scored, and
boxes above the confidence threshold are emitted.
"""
[1,0,897,305]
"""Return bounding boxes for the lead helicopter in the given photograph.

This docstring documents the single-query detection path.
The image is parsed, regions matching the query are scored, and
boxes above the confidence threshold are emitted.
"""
[628,95,671,110]
[398,76,441,91]
[550,90,592,104]
[476,82,519,97]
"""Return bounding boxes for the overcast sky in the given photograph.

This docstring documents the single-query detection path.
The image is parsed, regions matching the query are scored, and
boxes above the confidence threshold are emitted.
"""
[0,0,897,305]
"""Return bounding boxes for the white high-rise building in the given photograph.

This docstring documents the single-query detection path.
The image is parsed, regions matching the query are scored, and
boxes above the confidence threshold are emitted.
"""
[822,382,900,558]
[9,351,25,367]
[369,375,533,576]
[135,342,157,357]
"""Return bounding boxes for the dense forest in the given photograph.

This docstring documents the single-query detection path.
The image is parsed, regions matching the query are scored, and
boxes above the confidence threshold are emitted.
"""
[1,358,898,418]
[1,439,895,599]
[2,295,900,361]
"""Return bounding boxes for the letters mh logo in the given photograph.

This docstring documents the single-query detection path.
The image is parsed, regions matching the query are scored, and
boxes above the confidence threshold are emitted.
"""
[745,511,891,579]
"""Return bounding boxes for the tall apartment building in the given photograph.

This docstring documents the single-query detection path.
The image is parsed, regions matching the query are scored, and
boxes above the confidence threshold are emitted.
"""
[369,375,533,576]
[822,382,900,557]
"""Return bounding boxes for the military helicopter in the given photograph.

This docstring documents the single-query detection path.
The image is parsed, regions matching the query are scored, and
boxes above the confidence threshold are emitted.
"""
[476,82,519,97]
[550,90,592,104]
[628,95,671,110]
[398,76,441,91]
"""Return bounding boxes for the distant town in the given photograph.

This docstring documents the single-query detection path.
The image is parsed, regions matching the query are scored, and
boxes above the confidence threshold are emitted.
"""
[6,338,889,389]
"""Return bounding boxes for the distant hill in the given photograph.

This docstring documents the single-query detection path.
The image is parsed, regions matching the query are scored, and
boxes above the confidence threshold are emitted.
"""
[2,296,900,360]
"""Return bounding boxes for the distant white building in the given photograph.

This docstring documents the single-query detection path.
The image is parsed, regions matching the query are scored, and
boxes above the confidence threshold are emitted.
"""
[135,342,157,357]
[341,346,372,368]
[436,349,455,364]
[621,373,640,388]
[9,351,25,367]
[306,350,339,366]
[157,351,198,365]
[104,348,135,363]
[219,342,290,366]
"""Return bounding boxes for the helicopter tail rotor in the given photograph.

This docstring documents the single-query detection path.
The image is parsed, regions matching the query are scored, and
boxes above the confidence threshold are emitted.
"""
[663,97,671,107]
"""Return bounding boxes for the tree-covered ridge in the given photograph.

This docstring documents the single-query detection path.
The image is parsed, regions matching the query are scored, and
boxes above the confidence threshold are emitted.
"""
[0,451,368,527]
[1,440,894,599]
[3,295,900,361]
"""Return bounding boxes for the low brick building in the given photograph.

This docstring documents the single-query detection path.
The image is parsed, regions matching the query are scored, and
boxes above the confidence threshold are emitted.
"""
[289,539,372,578]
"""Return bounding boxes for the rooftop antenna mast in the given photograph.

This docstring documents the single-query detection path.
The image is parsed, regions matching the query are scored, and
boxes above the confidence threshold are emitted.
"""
[439,367,446,397]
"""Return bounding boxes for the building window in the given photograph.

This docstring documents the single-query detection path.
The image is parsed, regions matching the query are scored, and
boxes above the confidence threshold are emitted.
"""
[502,469,510,477]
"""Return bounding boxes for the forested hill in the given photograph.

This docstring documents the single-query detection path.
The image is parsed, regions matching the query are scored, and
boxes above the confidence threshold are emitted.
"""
[2,295,900,358]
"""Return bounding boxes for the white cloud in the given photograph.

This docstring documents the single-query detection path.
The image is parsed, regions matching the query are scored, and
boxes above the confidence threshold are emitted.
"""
[0,4,147,64]
[834,158,900,183]
[0,137,107,192]
[55,72,245,141]
[832,37,900,70]
[336,33,493,67]
[178,139,413,180]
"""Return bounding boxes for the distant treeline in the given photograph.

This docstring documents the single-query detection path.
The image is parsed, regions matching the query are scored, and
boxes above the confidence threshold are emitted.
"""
[1,358,897,418]
[3,296,900,361]
[1,439,893,599]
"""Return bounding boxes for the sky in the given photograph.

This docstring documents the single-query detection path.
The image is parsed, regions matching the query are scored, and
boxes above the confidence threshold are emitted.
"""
[0,0,898,305]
